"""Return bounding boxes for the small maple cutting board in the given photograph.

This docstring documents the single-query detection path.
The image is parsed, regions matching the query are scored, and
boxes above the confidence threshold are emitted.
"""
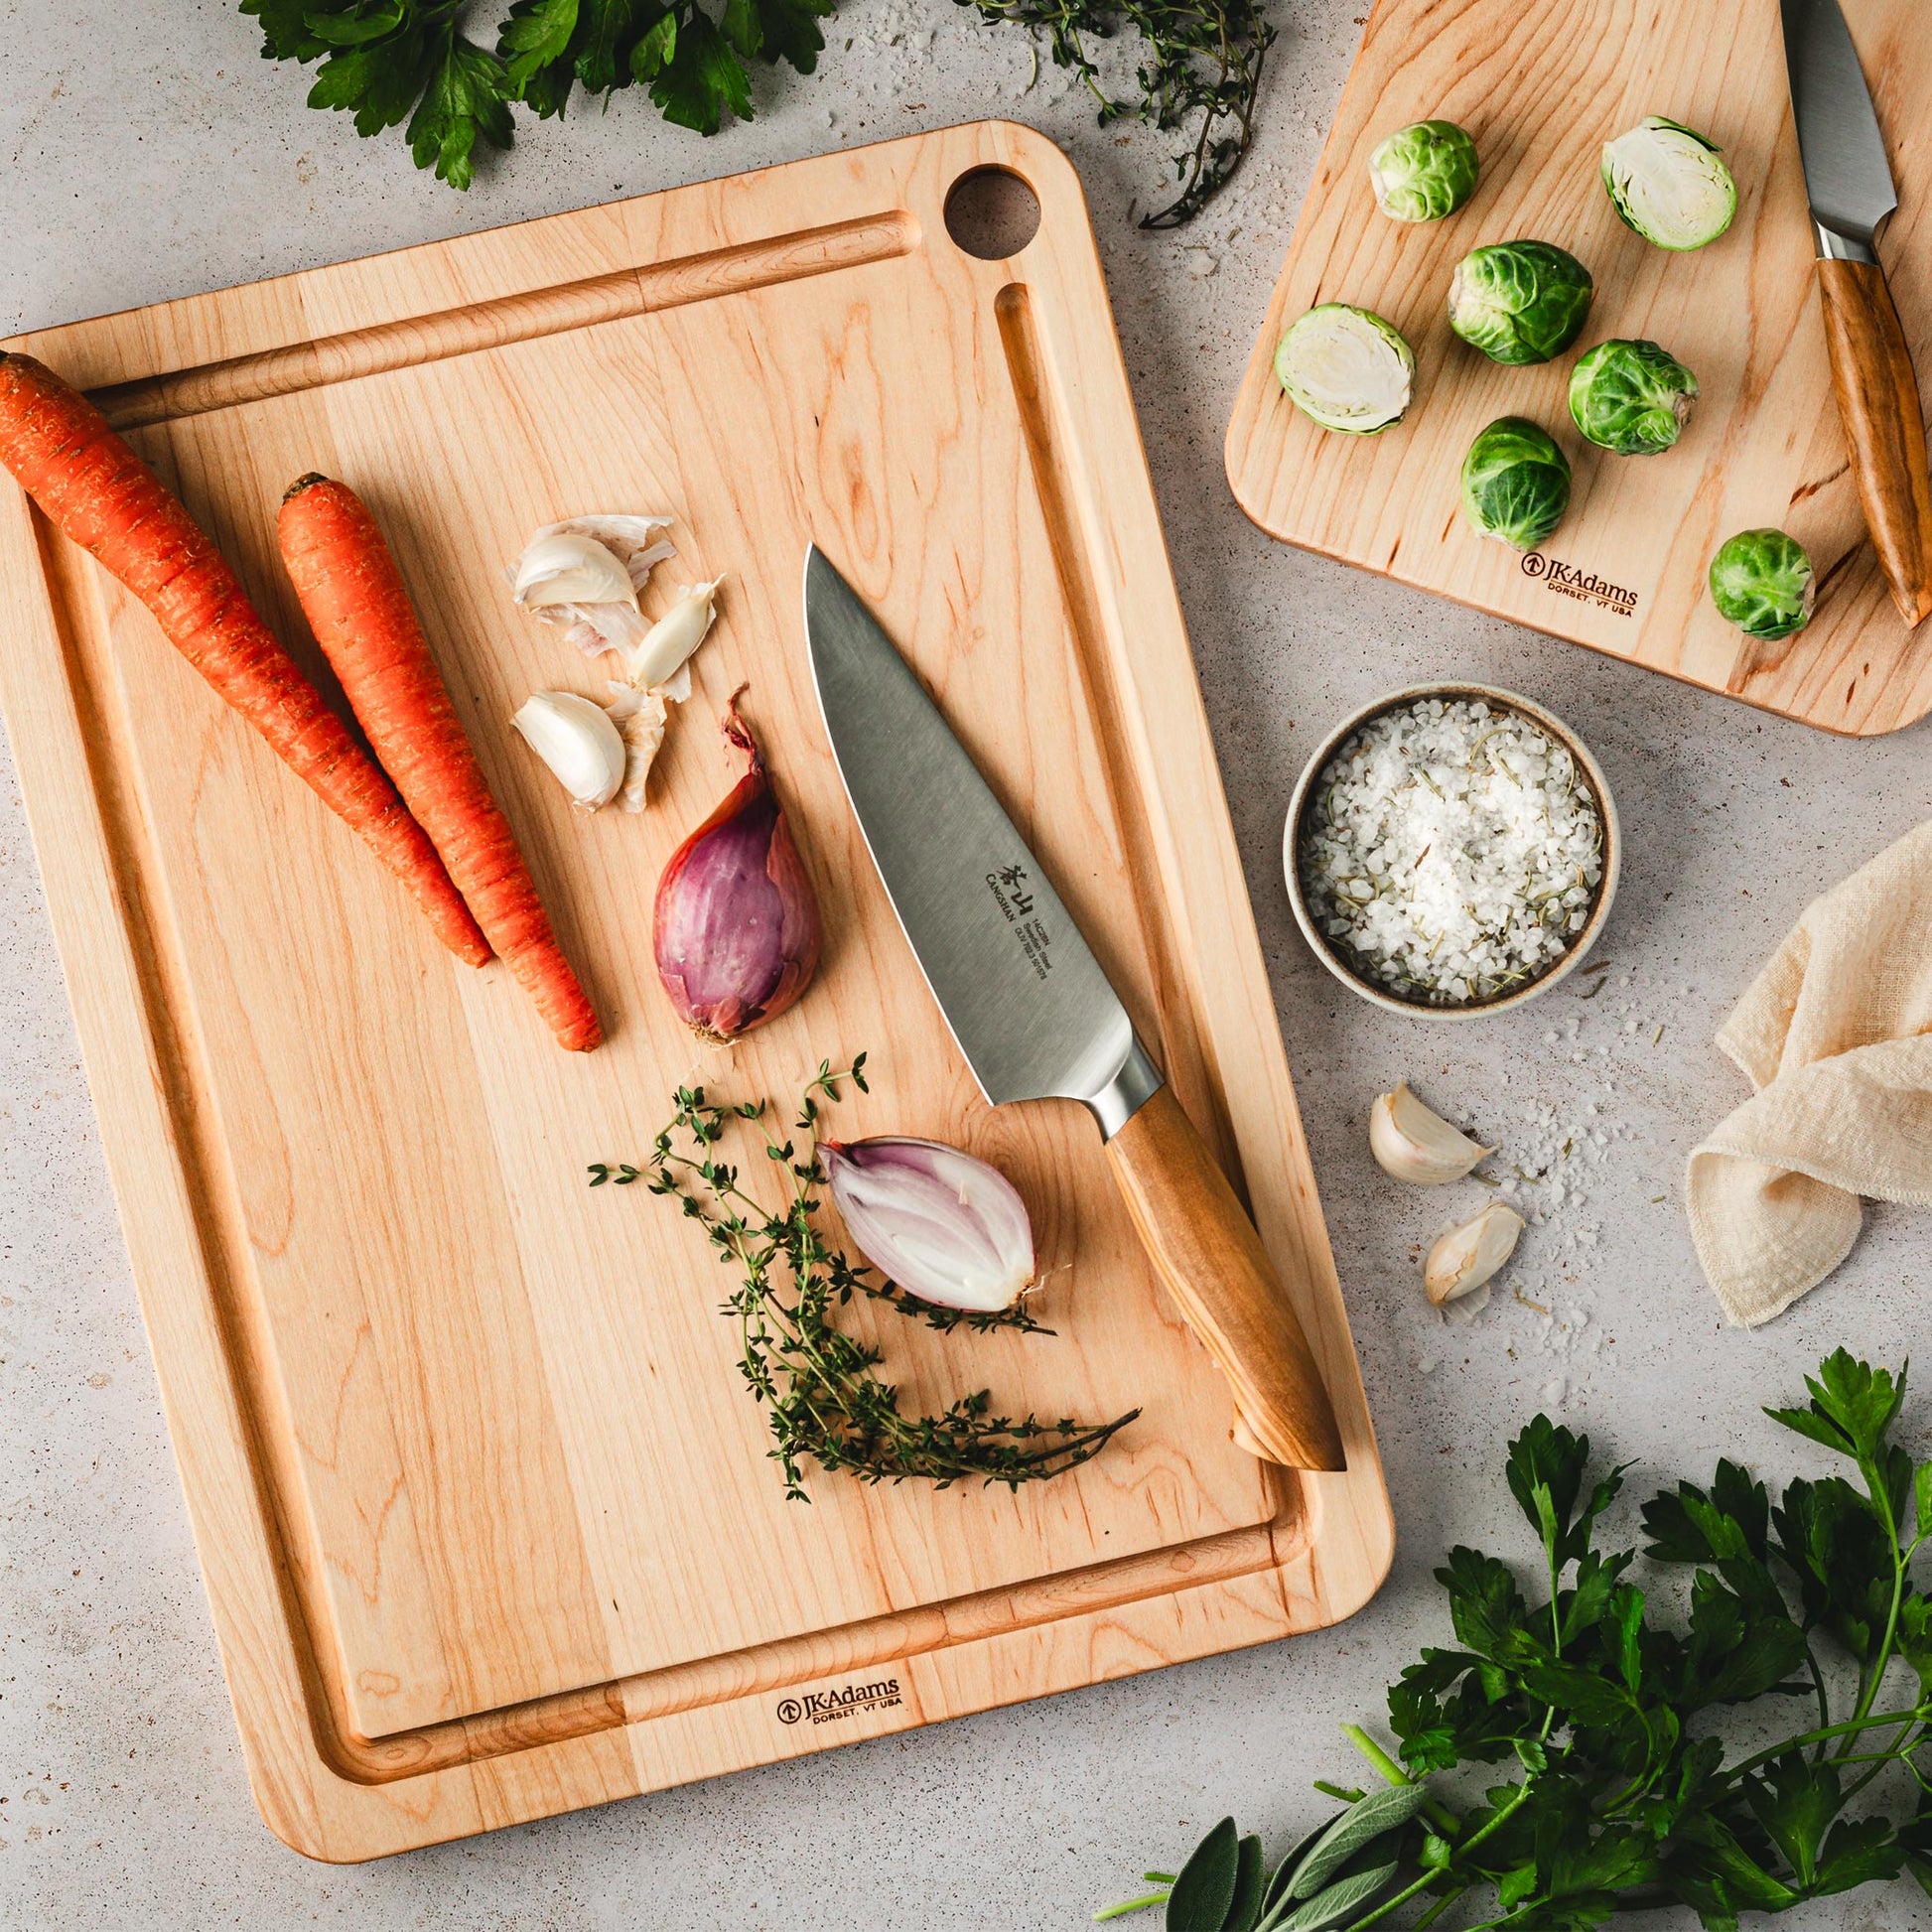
[0,123,1389,1861]
[1226,0,1932,736]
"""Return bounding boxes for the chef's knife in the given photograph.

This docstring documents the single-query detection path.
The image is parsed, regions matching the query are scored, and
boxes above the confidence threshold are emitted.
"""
[1781,0,1932,626]
[803,546,1345,1472]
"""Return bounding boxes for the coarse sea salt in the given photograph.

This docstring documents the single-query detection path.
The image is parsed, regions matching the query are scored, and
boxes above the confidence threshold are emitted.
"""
[1300,697,1603,1006]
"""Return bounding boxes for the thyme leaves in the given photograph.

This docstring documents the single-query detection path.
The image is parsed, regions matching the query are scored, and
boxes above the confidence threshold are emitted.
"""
[595,1056,1137,1501]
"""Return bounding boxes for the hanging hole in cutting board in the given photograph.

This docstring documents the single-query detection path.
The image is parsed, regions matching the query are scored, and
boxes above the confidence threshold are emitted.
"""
[944,167,1041,260]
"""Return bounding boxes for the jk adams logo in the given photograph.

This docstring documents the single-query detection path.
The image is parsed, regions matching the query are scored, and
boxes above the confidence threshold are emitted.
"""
[1520,551,1639,619]
[775,1677,903,1727]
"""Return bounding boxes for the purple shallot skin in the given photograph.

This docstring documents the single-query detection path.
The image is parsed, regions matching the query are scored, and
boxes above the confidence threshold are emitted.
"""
[653,694,822,1041]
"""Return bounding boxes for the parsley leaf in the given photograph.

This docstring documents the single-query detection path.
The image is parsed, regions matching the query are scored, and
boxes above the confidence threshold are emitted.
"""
[1105,1349,1932,1930]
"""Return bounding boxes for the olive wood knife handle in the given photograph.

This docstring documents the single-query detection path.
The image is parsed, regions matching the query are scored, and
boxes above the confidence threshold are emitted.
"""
[1105,1084,1345,1471]
[1817,255,1932,628]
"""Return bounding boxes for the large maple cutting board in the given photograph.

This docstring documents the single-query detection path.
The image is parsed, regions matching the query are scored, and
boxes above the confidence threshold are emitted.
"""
[0,122,1388,1861]
[1226,0,1932,735]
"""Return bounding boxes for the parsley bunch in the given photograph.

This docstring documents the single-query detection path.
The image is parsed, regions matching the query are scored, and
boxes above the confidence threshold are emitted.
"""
[239,0,1269,221]
[239,0,836,189]
[1104,1350,1932,1930]
[593,1057,1138,1501]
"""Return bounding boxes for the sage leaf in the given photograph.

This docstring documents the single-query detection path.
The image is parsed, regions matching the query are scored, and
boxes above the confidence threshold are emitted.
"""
[1166,1817,1240,1932]
[1257,1816,1335,1930]
[1223,1834,1265,1932]
[1288,1783,1428,1898]
[1279,1860,1400,1931]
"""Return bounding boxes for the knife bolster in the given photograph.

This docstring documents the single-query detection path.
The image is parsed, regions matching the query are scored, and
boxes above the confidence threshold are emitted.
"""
[1083,1032,1164,1141]
[1813,218,1878,265]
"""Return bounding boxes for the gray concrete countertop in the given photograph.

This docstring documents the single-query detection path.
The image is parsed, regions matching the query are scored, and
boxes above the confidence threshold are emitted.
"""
[3,4,1928,1926]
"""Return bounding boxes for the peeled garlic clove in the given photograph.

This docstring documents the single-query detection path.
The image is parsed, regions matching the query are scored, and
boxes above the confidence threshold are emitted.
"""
[511,691,626,811]
[1425,1202,1524,1306]
[513,532,641,613]
[626,576,724,689]
[1370,1081,1492,1185]
[821,1137,1035,1312]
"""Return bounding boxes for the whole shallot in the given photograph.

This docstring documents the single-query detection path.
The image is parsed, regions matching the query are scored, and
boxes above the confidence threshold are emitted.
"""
[653,694,822,1041]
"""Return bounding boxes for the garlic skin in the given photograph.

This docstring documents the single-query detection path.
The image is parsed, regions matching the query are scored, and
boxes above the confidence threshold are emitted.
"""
[1370,1082,1492,1185]
[822,1138,1035,1313]
[508,515,676,657]
[511,691,627,811]
[625,576,724,689]
[1425,1202,1525,1306]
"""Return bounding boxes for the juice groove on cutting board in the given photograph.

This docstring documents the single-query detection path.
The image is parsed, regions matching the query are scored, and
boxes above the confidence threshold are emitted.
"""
[0,123,1390,1860]
[1225,0,1932,735]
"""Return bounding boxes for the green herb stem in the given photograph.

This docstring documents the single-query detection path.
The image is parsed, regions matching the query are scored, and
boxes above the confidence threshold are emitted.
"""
[605,1057,1137,1500]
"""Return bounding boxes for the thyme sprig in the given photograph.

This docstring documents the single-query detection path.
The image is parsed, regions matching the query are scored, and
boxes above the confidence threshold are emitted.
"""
[596,1056,1137,1502]
[953,0,1274,226]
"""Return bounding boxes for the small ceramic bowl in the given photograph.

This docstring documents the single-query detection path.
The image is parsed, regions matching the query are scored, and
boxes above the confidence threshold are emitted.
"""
[1283,683,1620,1020]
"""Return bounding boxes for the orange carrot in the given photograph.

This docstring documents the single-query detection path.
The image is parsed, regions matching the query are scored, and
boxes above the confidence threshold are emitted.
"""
[278,475,602,1052]
[0,352,489,969]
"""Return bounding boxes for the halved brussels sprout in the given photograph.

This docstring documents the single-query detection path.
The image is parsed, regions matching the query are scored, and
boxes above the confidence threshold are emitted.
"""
[1274,303,1416,434]
[1369,120,1480,223]
[1448,241,1594,366]
[1709,529,1815,639]
[1569,339,1699,454]
[1461,417,1572,550]
[1601,117,1737,251]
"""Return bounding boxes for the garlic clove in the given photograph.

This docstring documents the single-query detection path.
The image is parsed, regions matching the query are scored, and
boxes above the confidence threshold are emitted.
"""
[625,576,724,689]
[511,691,627,811]
[1370,1081,1493,1185]
[513,532,642,613]
[1424,1202,1524,1306]
[821,1137,1035,1312]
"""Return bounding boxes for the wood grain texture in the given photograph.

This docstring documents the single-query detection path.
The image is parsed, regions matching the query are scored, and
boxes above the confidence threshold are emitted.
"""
[0,123,1390,1861]
[1225,0,1932,735]
[1817,257,1932,626]
[1107,1086,1345,1470]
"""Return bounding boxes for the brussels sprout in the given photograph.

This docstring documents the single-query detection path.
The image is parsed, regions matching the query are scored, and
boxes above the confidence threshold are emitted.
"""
[1368,120,1480,222]
[1274,303,1416,434]
[1448,241,1594,365]
[1709,529,1815,639]
[1460,417,1572,550]
[1568,339,1699,454]
[1601,116,1737,251]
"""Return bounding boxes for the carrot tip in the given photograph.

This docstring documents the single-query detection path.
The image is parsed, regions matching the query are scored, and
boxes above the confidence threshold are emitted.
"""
[283,472,331,503]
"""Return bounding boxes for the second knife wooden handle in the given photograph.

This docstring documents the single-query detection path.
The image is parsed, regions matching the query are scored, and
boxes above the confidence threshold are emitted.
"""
[1817,256,1932,629]
[1105,1084,1345,1472]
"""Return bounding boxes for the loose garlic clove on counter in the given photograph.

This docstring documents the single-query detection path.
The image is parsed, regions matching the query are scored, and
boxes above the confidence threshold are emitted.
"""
[1425,1202,1525,1307]
[1370,1081,1493,1185]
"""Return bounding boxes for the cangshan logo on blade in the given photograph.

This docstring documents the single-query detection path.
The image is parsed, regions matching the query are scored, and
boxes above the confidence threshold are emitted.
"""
[986,864,1055,982]
[775,1677,903,1726]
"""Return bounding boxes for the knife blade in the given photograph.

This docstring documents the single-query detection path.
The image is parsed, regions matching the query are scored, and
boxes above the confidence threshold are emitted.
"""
[804,545,1344,1472]
[1780,0,1932,625]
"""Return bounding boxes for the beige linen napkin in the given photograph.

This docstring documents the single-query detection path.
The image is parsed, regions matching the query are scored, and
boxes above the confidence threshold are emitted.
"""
[1687,820,1932,1326]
